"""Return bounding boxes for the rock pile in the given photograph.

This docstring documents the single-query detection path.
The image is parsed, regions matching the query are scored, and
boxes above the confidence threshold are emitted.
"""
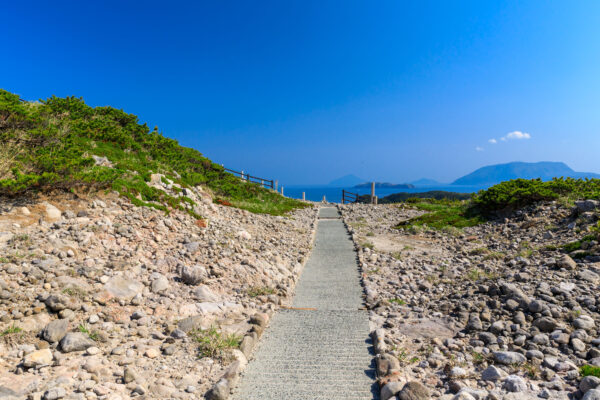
[341,201,600,399]
[0,189,316,399]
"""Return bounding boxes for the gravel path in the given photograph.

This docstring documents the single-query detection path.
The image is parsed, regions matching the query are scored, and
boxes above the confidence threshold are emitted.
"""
[233,207,378,399]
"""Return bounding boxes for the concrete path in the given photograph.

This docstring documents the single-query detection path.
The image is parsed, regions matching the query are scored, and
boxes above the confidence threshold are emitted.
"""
[232,207,378,400]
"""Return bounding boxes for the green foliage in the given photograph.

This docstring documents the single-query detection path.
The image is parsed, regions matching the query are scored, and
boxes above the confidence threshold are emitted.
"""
[359,191,472,204]
[389,298,406,305]
[191,327,242,359]
[580,364,600,378]
[472,178,600,214]
[0,325,22,336]
[246,286,276,298]
[78,323,99,341]
[397,199,484,230]
[563,235,596,253]
[0,89,306,216]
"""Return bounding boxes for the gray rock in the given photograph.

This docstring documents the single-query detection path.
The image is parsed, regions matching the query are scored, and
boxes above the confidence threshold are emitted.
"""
[481,365,507,381]
[574,315,596,331]
[399,381,430,400]
[466,314,482,331]
[503,375,527,392]
[205,378,229,400]
[381,381,404,400]
[41,319,69,343]
[43,387,66,400]
[493,351,526,365]
[192,285,219,302]
[583,389,600,400]
[59,332,94,353]
[177,315,204,333]
[558,255,577,270]
[581,376,600,394]
[576,200,599,213]
[104,276,144,300]
[534,317,560,332]
[151,275,169,293]
[180,265,207,285]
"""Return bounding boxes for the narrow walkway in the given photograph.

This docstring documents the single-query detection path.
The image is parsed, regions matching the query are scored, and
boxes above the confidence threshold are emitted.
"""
[232,207,378,400]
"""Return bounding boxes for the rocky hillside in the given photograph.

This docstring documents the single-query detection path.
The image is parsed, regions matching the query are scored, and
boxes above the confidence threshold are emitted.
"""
[341,197,600,399]
[0,190,316,399]
[0,89,317,399]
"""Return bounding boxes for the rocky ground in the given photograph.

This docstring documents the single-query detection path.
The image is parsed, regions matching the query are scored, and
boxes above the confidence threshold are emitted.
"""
[341,201,600,400]
[0,188,317,400]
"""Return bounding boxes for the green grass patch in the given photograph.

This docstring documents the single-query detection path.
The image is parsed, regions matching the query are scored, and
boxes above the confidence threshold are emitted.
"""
[246,286,276,298]
[78,323,99,341]
[1,325,22,336]
[580,364,600,378]
[397,199,485,230]
[0,89,306,217]
[563,235,596,253]
[191,327,242,359]
[389,298,406,305]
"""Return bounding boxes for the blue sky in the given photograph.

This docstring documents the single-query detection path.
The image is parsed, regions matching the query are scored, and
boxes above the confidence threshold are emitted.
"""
[3,1,600,185]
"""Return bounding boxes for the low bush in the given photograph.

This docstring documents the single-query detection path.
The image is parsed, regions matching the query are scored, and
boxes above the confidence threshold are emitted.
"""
[0,89,307,216]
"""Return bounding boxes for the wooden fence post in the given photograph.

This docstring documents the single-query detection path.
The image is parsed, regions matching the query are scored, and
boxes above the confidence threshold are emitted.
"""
[302,192,305,201]
[371,182,375,204]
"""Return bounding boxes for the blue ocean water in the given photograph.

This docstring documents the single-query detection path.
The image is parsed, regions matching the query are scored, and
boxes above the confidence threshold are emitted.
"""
[283,184,489,203]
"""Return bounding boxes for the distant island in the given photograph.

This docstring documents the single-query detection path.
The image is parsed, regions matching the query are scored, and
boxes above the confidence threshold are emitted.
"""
[410,178,444,186]
[329,174,365,187]
[354,182,415,189]
[452,161,600,186]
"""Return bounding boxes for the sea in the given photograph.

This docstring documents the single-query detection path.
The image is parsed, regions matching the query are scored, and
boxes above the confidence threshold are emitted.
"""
[283,184,490,203]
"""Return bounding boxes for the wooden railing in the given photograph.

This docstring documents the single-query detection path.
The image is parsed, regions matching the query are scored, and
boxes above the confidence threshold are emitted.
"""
[341,189,359,204]
[223,167,275,190]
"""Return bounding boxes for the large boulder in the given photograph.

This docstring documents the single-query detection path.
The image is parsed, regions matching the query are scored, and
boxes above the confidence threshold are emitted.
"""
[22,349,53,368]
[398,381,430,400]
[60,332,94,353]
[493,351,526,365]
[103,276,144,300]
[180,265,207,285]
[41,319,69,343]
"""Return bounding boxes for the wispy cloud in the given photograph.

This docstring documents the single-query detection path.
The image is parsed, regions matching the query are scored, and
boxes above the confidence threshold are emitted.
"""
[488,138,497,144]
[475,146,484,152]
[501,131,531,141]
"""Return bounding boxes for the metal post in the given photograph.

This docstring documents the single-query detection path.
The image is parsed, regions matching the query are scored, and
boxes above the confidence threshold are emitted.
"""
[281,186,284,196]
[341,190,345,204]
[302,192,305,201]
[275,180,278,192]
[322,195,326,203]
[371,182,375,204]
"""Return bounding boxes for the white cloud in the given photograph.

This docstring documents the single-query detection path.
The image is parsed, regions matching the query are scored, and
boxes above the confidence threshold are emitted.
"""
[475,146,484,152]
[488,138,497,144]
[504,131,531,140]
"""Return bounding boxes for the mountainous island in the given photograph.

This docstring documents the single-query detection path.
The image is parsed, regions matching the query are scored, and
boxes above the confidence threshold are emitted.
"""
[452,161,600,186]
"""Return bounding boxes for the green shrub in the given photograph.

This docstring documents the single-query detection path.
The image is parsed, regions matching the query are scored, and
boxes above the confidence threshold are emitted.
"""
[191,327,242,359]
[472,178,600,214]
[0,89,306,216]
[581,364,600,378]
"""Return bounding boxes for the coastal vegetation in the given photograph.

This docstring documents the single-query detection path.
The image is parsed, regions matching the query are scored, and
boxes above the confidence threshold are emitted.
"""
[397,177,600,231]
[0,89,306,216]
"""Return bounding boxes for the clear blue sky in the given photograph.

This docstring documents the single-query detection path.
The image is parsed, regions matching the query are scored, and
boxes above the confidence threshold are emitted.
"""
[3,1,600,185]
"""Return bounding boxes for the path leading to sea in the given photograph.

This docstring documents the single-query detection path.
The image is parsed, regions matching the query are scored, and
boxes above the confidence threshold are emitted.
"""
[232,207,378,400]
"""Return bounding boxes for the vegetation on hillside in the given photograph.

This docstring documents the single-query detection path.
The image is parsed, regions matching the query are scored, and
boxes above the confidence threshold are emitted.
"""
[0,89,307,216]
[358,190,471,204]
[397,178,600,231]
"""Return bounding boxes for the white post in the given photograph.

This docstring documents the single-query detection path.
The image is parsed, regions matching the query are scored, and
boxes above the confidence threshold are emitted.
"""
[322,195,326,203]
[275,180,278,192]
[371,182,375,204]
[281,186,284,196]
[302,192,305,201]
[241,170,245,180]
